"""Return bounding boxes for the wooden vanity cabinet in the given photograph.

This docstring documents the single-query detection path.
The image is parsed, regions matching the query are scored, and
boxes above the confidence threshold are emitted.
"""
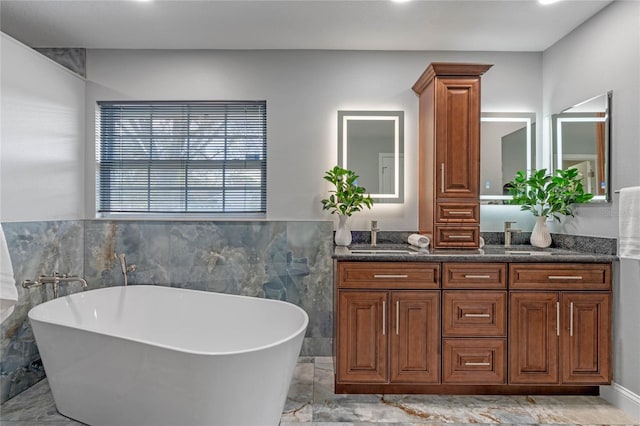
[336,262,441,388]
[509,263,612,385]
[413,63,492,249]
[335,260,612,394]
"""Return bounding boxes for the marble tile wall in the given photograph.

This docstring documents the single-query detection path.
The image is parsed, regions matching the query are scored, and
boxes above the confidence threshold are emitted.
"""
[0,219,334,403]
[83,220,335,355]
[1,221,84,403]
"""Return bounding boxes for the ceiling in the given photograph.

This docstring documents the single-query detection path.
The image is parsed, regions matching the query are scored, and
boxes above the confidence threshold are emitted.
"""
[0,0,613,52]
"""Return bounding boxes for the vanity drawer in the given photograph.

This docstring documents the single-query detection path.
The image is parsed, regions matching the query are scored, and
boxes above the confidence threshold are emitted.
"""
[509,263,611,290]
[442,338,506,384]
[434,226,479,248]
[436,203,479,223]
[442,291,507,336]
[337,262,440,289]
[443,263,506,289]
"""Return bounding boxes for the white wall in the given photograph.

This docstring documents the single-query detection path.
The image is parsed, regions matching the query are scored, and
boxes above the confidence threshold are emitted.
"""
[543,0,640,414]
[85,49,542,230]
[0,34,86,222]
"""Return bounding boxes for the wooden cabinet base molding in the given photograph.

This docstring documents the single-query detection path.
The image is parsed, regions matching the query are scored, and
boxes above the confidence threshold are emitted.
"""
[334,383,599,396]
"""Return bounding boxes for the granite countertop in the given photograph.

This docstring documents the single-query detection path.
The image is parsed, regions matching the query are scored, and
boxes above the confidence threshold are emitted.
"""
[333,244,617,263]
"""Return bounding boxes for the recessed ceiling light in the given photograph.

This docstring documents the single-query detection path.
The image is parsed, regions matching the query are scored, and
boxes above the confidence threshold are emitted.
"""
[539,0,562,4]
[391,0,412,3]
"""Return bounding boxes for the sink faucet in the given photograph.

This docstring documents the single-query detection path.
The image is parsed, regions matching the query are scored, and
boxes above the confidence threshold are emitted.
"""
[370,220,380,247]
[504,221,522,247]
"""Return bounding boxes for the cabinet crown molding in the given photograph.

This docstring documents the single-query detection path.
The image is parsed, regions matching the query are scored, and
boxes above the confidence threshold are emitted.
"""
[412,62,493,95]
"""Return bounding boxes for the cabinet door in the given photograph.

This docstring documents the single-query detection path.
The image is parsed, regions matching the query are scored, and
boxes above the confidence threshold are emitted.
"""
[390,291,440,383]
[561,292,611,384]
[509,292,559,384]
[434,77,481,199]
[337,291,388,383]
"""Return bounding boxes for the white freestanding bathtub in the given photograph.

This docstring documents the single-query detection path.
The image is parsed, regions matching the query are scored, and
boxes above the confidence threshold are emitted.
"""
[28,285,308,426]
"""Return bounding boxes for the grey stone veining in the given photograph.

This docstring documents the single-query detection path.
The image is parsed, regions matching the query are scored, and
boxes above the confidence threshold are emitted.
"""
[34,48,86,78]
[352,231,617,256]
[0,221,84,403]
[83,220,334,357]
[481,232,617,255]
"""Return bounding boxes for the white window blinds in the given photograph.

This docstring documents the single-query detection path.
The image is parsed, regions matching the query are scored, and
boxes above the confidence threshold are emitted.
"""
[96,101,267,215]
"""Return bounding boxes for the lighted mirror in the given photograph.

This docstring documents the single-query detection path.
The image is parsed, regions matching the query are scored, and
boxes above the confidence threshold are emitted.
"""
[338,111,404,202]
[552,91,611,202]
[480,113,536,203]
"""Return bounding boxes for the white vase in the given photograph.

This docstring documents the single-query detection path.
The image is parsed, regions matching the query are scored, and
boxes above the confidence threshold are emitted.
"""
[335,215,352,246]
[530,216,552,248]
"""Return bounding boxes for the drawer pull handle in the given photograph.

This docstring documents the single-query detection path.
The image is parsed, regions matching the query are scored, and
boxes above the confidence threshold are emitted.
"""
[556,301,560,336]
[441,163,445,193]
[548,275,583,280]
[570,302,574,337]
[464,274,491,279]
[396,300,400,336]
[465,362,491,366]
[449,211,471,215]
[374,274,409,279]
[382,300,386,336]
[464,313,491,318]
[448,235,472,240]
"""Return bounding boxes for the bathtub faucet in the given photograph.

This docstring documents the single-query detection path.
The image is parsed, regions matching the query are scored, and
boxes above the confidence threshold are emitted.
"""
[115,253,136,286]
[22,273,88,299]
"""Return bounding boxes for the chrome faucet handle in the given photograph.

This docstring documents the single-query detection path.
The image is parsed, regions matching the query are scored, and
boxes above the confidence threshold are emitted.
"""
[504,221,517,230]
[504,221,522,247]
[22,279,42,288]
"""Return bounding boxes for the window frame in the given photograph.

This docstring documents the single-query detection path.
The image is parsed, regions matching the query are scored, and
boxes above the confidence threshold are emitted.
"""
[95,100,267,219]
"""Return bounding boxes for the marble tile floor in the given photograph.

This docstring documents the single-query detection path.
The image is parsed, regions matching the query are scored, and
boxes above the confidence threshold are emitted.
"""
[1,357,638,425]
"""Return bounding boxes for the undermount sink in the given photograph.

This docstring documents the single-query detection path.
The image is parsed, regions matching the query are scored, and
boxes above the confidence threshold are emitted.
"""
[505,250,553,256]
[348,249,418,255]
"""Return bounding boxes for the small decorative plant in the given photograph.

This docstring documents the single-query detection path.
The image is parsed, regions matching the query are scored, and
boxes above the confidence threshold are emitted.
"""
[507,168,594,221]
[321,166,374,216]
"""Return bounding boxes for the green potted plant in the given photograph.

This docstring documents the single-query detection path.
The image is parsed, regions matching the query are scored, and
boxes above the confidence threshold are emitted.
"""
[506,168,594,248]
[321,165,374,246]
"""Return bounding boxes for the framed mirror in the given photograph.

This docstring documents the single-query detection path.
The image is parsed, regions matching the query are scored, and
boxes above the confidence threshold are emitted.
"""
[338,110,404,202]
[480,112,536,203]
[552,91,612,202]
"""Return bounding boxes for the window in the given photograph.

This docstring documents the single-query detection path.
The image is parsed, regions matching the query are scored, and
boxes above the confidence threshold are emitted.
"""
[96,101,266,216]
